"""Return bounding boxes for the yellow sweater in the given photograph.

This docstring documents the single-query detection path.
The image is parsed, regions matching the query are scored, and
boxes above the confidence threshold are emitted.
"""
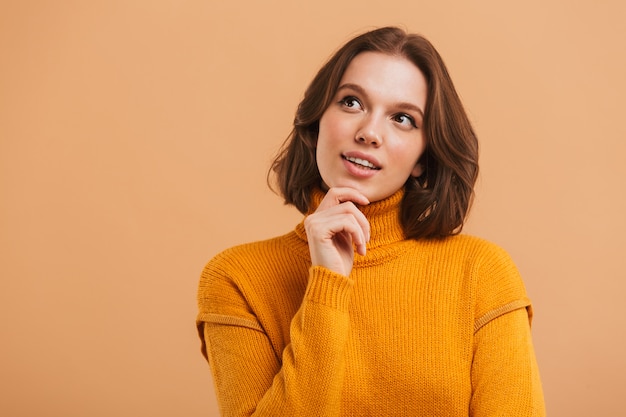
[197,189,545,416]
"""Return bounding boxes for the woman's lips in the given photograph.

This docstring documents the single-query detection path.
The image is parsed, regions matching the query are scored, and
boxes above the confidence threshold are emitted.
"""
[341,154,380,178]
[342,151,381,169]
[342,155,380,170]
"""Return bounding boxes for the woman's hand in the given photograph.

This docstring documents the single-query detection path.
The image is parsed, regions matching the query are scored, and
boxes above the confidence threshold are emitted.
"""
[304,187,370,276]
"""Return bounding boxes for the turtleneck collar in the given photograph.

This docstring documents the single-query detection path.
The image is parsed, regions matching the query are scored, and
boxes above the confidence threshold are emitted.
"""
[294,187,407,251]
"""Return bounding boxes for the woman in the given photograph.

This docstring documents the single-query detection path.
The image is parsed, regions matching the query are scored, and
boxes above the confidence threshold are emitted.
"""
[197,26,545,416]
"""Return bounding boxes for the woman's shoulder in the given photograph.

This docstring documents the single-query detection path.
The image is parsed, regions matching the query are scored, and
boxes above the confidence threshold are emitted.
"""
[442,235,529,314]
[204,230,309,273]
[424,233,515,263]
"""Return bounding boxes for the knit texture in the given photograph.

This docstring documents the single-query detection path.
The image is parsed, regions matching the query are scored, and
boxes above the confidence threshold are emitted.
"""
[197,189,545,416]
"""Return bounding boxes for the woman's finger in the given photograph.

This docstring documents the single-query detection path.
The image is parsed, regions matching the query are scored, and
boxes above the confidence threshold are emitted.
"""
[317,187,370,211]
[305,211,368,251]
[316,188,370,242]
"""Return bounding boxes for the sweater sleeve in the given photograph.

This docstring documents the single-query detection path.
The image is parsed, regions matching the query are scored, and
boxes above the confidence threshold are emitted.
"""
[470,308,546,416]
[469,242,546,416]
[197,262,353,417]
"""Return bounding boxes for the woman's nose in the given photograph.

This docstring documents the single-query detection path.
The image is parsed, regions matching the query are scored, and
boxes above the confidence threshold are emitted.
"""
[355,117,383,146]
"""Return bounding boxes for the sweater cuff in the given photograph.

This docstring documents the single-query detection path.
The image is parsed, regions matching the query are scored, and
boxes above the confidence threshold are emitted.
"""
[305,266,354,312]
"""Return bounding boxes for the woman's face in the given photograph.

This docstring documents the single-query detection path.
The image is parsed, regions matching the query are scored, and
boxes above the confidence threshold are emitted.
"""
[316,52,428,202]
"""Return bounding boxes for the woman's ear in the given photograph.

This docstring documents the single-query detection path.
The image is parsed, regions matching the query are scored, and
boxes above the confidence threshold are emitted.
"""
[411,163,423,178]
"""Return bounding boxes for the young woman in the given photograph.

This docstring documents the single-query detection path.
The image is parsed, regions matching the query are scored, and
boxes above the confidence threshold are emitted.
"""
[197,26,545,416]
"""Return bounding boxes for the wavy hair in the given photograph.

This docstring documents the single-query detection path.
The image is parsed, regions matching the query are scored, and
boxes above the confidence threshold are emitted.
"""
[269,26,479,239]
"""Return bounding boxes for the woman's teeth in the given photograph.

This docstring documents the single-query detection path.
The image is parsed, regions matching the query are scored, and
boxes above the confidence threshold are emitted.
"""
[344,156,378,169]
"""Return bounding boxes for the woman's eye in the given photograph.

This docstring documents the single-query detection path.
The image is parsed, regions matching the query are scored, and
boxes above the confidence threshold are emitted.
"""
[340,96,362,109]
[393,113,417,128]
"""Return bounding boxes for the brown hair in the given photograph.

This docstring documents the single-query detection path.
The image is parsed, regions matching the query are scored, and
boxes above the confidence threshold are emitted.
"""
[269,26,479,239]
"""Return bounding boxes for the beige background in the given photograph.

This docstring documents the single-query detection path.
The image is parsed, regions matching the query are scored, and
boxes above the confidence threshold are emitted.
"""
[1,1,625,416]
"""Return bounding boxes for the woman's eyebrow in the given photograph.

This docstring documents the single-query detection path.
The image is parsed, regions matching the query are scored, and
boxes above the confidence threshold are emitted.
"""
[337,83,366,95]
[396,102,424,118]
[336,83,424,117]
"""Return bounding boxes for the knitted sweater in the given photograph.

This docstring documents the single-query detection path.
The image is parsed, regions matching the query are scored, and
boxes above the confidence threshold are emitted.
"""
[197,189,545,416]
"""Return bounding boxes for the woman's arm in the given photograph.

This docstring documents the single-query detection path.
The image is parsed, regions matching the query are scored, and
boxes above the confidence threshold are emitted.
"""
[470,307,546,416]
[199,266,353,417]
[199,187,369,416]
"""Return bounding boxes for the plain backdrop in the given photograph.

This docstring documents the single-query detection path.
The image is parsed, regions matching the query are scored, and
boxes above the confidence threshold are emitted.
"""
[1,1,625,416]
